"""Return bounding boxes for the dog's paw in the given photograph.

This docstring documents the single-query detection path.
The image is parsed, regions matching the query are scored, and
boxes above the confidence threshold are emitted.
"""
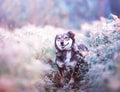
[63,85,69,89]
[63,82,74,89]
[63,79,75,89]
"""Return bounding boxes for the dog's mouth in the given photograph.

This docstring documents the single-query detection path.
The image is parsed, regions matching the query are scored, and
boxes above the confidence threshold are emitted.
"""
[60,42,69,48]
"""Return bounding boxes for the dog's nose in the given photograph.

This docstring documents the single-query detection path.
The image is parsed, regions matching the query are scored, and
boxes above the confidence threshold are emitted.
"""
[61,42,64,46]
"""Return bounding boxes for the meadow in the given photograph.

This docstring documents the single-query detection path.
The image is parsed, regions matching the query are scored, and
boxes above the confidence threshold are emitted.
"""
[0,14,120,92]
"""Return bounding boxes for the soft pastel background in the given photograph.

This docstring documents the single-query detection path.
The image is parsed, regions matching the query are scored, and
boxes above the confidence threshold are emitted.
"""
[0,0,120,92]
[0,0,120,29]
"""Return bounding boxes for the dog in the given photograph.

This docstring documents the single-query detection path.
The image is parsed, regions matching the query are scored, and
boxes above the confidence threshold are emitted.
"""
[55,31,88,88]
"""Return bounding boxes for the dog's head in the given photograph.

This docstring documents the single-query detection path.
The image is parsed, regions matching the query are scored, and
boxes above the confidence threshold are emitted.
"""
[55,31,75,51]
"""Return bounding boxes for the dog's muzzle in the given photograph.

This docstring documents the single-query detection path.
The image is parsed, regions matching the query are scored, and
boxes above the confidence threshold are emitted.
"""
[61,41,64,46]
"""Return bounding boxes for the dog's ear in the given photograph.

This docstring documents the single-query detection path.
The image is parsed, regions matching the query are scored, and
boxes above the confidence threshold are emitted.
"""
[55,35,58,43]
[68,31,75,38]
[55,35,59,50]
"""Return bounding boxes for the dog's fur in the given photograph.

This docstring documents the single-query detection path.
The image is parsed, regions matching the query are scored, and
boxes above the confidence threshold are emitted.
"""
[55,31,88,88]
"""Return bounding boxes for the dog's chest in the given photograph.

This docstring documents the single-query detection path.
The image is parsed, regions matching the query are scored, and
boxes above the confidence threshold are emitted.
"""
[56,50,78,68]
[65,51,77,68]
[65,51,72,63]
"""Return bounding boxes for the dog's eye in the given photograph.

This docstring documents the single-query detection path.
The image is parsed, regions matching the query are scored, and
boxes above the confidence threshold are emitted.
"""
[64,37,69,40]
[57,37,61,41]
[65,37,68,39]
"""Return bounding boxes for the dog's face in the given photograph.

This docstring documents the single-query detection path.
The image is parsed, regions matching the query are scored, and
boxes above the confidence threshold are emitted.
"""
[55,31,75,51]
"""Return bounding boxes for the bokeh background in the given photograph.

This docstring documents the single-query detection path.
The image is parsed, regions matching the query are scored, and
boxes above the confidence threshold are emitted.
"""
[0,0,120,29]
[0,0,120,92]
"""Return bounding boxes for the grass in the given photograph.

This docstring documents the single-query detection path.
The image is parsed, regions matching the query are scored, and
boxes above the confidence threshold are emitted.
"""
[0,14,120,92]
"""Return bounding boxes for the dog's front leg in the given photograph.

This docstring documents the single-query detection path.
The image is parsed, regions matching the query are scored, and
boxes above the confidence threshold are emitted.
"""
[63,68,75,89]
[58,67,65,84]
[68,69,75,85]
[56,62,66,87]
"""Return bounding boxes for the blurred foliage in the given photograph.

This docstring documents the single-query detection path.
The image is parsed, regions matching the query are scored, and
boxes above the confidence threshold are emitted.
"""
[0,0,111,29]
[0,14,120,92]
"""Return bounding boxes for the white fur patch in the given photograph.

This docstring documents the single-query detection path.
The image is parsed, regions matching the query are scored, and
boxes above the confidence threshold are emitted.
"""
[64,39,73,50]
[56,39,73,50]
[65,51,77,68]
[65,51,71,64]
